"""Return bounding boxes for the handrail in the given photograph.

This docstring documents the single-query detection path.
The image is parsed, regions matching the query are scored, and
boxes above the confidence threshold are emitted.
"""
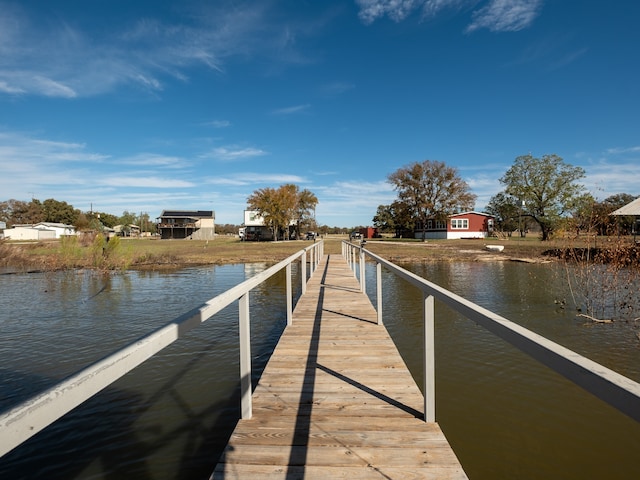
[0,241,324,458]
[342,240,640,424]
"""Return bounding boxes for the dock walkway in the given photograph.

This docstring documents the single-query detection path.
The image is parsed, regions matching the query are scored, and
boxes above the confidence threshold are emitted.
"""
[212,254,467,479]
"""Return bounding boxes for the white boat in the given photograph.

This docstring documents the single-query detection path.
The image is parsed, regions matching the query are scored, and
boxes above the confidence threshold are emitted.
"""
[485,245,505,252]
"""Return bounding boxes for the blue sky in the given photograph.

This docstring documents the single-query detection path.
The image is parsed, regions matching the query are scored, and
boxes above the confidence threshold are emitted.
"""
[1,0,639,228]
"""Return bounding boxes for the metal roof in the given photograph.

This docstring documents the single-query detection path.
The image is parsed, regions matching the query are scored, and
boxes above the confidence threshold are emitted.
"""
[610,197,640,216]
[159,210,214,218]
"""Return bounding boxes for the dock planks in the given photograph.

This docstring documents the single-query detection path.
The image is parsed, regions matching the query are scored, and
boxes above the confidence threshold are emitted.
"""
[212,254,467,479]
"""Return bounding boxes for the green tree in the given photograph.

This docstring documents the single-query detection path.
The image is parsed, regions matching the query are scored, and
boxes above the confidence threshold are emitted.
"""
[42,198,78,224]
[3,199,45,225]
[387,160,476,241]
[485,192,523,237]
[373,200,414,237]
[499,154,586,241]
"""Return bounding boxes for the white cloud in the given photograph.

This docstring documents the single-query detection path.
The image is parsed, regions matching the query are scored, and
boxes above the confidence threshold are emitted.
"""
[100,175,194,188]
[583,149,640,199]
[355,0,543,33]
[207,173,307,186]
[356,0,421,24]
[466,0,543,33]
[207,120,232,128]
[272,104,311,115]
[206,146,268,162]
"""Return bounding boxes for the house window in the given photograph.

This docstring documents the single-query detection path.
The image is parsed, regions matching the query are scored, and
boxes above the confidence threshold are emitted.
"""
[427,220,433,229]
[436,220,446,229]
[451,218,468,229]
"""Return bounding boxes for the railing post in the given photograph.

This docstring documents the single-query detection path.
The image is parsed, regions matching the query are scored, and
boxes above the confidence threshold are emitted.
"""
[424,293,435,422]
[239,292,252,419]
[359,247,366,293]
[286,263,293,326]
[301,250,307,295]
[376,262,382,326]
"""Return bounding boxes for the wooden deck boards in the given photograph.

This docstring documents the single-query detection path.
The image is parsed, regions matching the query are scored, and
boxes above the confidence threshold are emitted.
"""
[212,254,467,479]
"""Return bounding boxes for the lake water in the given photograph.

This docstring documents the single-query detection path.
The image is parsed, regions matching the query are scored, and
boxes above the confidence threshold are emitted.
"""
[1,259,639,479]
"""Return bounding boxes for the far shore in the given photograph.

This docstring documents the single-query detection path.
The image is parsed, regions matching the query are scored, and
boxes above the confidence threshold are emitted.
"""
[0,235,636,272]
[1,234,598,272]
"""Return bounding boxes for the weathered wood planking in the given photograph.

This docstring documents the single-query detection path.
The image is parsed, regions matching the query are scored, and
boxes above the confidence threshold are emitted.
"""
[212,254,467,479]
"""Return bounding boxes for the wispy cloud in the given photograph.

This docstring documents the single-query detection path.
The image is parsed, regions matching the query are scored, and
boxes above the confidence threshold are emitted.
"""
[206,120,232,128]
[100,175,194,188]
[320,81,355,97]
[0,2,314,98]
[582,147,640,199]
[272,104,311,115]
[207,173,307,186]
[205,146,268,162]
[355,0,543,32]
[118,153,188,168]
[466,0,543,33]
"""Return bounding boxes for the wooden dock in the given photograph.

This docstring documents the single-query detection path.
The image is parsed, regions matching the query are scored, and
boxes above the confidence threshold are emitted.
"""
[212,254,467,479]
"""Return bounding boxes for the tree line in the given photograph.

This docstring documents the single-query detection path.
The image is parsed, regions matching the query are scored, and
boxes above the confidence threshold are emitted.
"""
[375,155,638,241]
[0,198,157,235]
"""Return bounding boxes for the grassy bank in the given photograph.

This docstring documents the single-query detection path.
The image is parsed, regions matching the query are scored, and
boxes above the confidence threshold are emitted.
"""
[1,234,562,272]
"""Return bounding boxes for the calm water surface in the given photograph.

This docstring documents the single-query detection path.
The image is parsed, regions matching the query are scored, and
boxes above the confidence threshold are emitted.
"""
[373,261,640,480]
[1,260,639,479]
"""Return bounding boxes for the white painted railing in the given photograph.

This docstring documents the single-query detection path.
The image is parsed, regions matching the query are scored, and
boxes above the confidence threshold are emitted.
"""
[0,241,323,458]
[343,240,640,424]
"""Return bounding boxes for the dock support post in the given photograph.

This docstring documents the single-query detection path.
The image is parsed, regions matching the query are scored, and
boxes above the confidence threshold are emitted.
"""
[359,247,366,293]
[286,263,293,326]
[301,250,307,295]
[424,293,435,422]
[376,262,382,325]
[239,292,252,419]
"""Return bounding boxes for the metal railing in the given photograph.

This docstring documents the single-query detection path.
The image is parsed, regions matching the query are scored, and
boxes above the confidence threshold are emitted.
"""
[0,241,324,458]
[343,240,640,424]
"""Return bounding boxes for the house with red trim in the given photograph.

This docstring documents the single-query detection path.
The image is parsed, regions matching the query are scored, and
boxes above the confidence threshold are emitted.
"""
[414,211,494,240]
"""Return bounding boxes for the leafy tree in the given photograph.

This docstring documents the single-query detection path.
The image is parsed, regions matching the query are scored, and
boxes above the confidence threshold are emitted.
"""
[95,212,118,228]
[373,200,414,237]
[485,192,523,236]
[247,184,318,241]
[0,199,45,225]
[387,160,476,241]
[295,187,318,236]
[42,198,78,225]
[499,154,586,241]
[564,192,597,236]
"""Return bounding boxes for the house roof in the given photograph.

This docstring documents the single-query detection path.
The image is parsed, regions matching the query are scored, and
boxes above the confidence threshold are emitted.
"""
[450,211,494,218]
[159,210,214,219]
[610,197,640,216]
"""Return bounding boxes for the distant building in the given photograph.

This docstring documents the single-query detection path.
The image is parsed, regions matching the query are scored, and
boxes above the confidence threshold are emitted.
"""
[242,210,274,241]
[157,210,215,240]
[241,210,298,241]
[414,212,494,240]
[113,224,141,237]
[3,222,76,240]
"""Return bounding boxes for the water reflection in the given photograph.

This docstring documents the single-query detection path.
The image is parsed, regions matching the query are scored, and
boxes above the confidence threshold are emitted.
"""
[0,264,298,479]
[1,261,639,479]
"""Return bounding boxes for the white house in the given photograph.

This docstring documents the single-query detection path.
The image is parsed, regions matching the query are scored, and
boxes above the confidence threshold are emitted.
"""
[3,222,76,240]
[241,210,298,241]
